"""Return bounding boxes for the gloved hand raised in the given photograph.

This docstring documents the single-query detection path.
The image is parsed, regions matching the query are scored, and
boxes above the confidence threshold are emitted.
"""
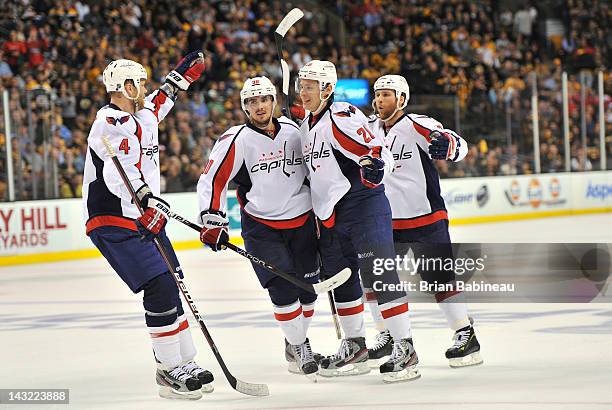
[428,130,456,160]
[166,51,206,91]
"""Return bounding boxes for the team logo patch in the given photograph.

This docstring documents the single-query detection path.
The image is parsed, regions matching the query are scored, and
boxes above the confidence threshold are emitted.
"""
[105,116,130,126]
[334,105,356,118]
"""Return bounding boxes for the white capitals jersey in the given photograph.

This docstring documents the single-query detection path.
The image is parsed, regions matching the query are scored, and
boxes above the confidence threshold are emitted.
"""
[82,89,174,234]
[368,113,468,230]
[197,117,312,229]
[299,101,394,225]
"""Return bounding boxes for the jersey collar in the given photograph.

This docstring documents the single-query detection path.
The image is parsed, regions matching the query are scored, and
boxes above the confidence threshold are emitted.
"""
[246,117,281,140]
[307,98,334,130]
[384,113,407,135]
[107,102,124,112]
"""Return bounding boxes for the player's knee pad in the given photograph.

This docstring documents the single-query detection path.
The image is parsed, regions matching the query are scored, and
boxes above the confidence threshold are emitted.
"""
[332,267,362,303]
[266,277,300,307]
[142,272,180,327]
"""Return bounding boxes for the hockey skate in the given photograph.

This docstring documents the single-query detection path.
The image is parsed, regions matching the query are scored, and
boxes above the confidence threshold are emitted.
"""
[285,338,319,382]
[285,338,323,373]
[380,338,420,383]
[156,366,203,400]
[367,329,393,368]
[318,337,370,377]
[181,360,214,393]
[446,325,483,368]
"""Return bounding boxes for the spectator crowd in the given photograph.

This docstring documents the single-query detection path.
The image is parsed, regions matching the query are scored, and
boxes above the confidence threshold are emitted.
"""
[0,0,610,200]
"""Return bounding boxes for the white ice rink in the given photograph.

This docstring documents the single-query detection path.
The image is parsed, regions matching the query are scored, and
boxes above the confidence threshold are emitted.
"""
[2,214,611,409]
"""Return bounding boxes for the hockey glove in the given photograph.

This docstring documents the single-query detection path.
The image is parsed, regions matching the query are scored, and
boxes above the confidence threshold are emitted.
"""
[199,210,229,251]
[134,185,169,241]
[429,130,456,160]
[281,104,306,124]
[165,51,206,91]
[359,155,385,188]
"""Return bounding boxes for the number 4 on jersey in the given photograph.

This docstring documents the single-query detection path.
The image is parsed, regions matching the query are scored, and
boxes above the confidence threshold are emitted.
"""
[119,138,130,154]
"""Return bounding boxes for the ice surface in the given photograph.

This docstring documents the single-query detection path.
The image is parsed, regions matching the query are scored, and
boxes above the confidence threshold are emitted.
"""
[1,214,611,409]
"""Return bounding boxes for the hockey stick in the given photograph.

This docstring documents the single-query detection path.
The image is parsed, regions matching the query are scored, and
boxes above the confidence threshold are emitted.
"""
[327,290,342,339]
[147,200,351,295]
[275,8,304,115]
[314,221,342,339]
[102,137,269,397]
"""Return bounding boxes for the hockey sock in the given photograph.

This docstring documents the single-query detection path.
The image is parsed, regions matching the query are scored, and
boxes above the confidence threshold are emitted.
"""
[436,290,470,331]
[274,300,306,345]
[301,302,315,333]
[363,288,385,331]
[148,315,186,370]
[335,298,365,338]
[379,301,412,341]
[176,314,197,363]
[143,273,184,370]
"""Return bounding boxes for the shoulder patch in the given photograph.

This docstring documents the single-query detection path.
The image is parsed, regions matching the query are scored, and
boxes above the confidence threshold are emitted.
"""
[218,133,234,142]
[334,105,356,118]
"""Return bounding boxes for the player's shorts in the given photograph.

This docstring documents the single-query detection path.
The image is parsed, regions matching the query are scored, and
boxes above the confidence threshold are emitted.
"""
[393,219,455,285]
[89,226,180,293]
[319,188,405,304]
[240,211,319,289]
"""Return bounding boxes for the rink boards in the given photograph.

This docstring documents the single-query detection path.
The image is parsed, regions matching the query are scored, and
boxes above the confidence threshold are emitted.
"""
[1,171,611,265]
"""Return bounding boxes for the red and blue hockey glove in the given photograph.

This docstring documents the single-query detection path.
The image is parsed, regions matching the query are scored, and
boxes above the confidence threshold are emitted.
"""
[199,210,229,252]
[428,130,456,160]
[136,207,168,241]
[359,155,385,188]
[166,51,206,91]
[134,185,169,241]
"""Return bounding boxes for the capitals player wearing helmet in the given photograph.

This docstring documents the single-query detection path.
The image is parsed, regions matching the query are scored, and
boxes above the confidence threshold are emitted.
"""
[297,60,419,383]
[82,53,215,399]
[196,77,321,380]
[367,74,483,368]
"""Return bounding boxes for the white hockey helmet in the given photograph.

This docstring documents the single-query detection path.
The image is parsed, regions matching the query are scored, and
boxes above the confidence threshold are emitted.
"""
[298,60,337,94]
[372,74,410,121]
[240,76,277,114]
[102,59,147,100]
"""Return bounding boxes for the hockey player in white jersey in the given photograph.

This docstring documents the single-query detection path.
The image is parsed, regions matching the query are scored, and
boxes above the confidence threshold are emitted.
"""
[196,77,321,380]
[367,74,483,368]
[297,60,419,383]
[82,53,215,399]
